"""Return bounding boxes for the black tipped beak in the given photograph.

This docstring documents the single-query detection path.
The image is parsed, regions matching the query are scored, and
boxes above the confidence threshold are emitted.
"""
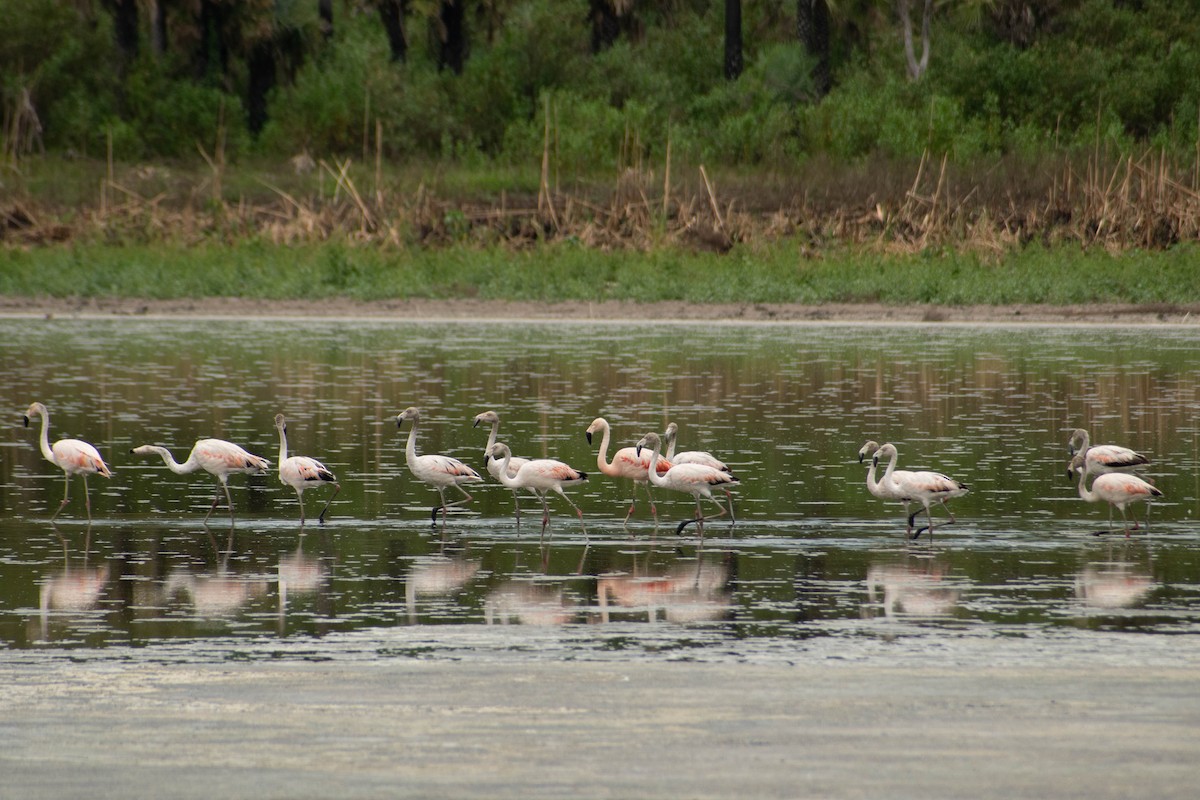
[473,419,481,428]
[858,452,865,464]
[586,432,593,445]
[636,444,643,457]
[23,416,30,427]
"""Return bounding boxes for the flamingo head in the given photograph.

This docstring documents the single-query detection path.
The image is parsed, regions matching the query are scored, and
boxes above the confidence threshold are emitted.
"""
[23,402,47,427]
[635,432,660,458]
[396,407,420,428]
[473,410,499,428]
[1067,428,1088,456]
[1066,452,1086,481]
[872,443,897,469]
[858,440,880,464]
[485,442,510,464]
[275,413,287,432]
[585,417,607,445]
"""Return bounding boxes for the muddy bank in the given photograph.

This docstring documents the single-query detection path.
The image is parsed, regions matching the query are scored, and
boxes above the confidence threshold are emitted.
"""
[3,294,1200,325]
[3,659,1196,799]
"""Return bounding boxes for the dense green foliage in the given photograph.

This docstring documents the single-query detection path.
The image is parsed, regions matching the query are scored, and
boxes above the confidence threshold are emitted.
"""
[5,240,1198,306]
[4,0,1200,172]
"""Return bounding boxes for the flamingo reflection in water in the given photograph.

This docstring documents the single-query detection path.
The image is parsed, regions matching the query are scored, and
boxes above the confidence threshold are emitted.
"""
[23,402,112,522]
[36,525,110,641]
[597,557,731,623]
[865,559,962,619]
[484,581,577,625]
[1074,563,1154,609]
[404,555,481,624]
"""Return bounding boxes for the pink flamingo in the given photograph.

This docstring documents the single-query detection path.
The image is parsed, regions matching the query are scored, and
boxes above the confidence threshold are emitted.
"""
[664,422,731,473]
[586,417,671,526]
[396,407,483,524]
[473,410,534,522]
[130,437,270,523]
[873,443,969,540]
[858,440,913,523]
[1066,428,1149,479]
[274,414,340,525]
[635,431,739,536]
[1073,462,1162,537]
[23,402,112,522]
[486,442,588,538]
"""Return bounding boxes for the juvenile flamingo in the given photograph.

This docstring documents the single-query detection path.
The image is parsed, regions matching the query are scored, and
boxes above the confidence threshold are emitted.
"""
[664,422,731,473]
[486,442,588,538]
[1066,428,1149,480]
[635,431,739,536]
[873,443,969,540]
[396,407,483,524]
[858,440,913,523]
[274,414,340,525]
[586,417,671,526]
[130,437,270,523]
[1074,462,1162,537]
[23,402,112,521]
[473,410,533,522]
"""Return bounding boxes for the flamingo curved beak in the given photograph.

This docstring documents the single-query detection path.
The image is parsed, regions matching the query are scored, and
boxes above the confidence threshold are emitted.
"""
[586,431,593,445]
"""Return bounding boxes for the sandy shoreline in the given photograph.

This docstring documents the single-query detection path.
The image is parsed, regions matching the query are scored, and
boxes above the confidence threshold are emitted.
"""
[2,294,1200,325]
[2,658,1196,799]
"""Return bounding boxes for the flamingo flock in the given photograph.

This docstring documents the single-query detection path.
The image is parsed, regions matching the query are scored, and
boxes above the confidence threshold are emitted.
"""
[19,400,1165,539]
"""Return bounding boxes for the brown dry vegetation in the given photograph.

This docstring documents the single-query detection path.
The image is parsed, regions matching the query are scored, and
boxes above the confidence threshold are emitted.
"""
[4,146,1200,257]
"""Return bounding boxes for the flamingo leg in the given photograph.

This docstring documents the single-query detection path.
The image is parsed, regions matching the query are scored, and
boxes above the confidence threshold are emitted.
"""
[296,488,307,527]
[645,483,659,524]
[622,488,637,528]
[552,486,587,539]
[675,494,730,536]
[81,475,92,522]
[52,471,71,520]
[511,490,522,528]
[317,483,340,525]
[431,488,448,525]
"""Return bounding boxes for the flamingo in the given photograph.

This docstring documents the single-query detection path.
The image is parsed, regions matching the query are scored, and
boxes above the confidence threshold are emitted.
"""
[585,417,671,526]
[23,402,112,522]
[486,442,588,538]
[473,410,534,522]
[634,431,739,536]
[1073,462,1162,537]
[1066,428,1149,480]
[664,422,731,473]
[130,437,270,523]
[274,414,340,526]
[396,407,483,524]
[873,443,969,540]
[858,440,913,523]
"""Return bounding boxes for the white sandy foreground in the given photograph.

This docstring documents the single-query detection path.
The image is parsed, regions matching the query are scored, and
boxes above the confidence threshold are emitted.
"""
[3,659,1197,799]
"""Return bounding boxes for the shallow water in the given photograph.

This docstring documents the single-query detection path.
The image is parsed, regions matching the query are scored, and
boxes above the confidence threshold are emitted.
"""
[2,318,1199,666]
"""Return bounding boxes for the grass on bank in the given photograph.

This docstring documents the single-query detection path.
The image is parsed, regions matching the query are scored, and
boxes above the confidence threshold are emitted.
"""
[3,239,1197,308]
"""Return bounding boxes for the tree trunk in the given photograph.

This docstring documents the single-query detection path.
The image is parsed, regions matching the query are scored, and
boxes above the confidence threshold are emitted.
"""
[193,0,231,82]
[796,0,831,97]
[102,0,140,63]
[319,0,334,41]
[246,38,276,135]
[589,0,620,54]
[898,0,933,81]
[724,0,743,81]
[438,0,467,75]
[378,0,409,63]
[149,0,167,56]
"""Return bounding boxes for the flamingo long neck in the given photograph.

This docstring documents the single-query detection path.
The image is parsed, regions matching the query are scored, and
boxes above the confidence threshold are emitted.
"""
[664,429,677,461]
[405,418,419,468]
[644,439,666,488]
[865,458,882,495]
[33,410,56,465]
[1073,430,1090,455]
[880,448,900,491]
[1076,469,1099,503]
[493,449,518,489]
[277,427,289,467]
[155,445,199,474]
[484,421,499,454]
[594,422,613,472]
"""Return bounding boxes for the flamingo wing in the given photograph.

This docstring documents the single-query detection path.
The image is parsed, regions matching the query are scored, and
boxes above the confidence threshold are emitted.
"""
[1088,445,1149,471]
[52,439,111,477]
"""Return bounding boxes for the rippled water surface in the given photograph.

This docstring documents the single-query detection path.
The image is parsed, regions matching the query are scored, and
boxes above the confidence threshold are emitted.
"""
[2,317,1199,666]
